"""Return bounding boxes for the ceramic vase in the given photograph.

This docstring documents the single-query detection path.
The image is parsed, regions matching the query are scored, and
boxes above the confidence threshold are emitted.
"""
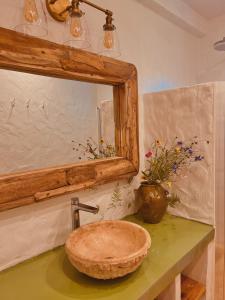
[138,184,168,224]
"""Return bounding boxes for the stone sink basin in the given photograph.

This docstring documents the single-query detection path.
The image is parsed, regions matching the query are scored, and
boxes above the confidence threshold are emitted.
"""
[65,220,151,280]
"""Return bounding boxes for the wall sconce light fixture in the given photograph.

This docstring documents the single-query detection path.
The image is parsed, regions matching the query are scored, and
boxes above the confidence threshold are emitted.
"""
[15,0,121,58]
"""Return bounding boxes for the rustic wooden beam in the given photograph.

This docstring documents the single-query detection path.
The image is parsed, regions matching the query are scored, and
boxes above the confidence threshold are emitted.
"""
[181,275,206,300]
[0,27,136,85]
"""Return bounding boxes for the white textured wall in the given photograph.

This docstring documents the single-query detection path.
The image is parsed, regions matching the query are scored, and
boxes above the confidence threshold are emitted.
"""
[143,83,217,225]
[0,69,100,175]
[196,15,225,245]
[0,0,200,270]
[214,85,225,244]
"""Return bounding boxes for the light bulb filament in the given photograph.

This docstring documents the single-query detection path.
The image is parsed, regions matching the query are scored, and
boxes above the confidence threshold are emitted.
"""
[24,0,39,23]
[70,16,83,38]
[104,30,114,49]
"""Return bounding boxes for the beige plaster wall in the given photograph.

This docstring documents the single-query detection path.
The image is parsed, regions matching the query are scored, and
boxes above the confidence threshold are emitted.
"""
[143,82,219,225]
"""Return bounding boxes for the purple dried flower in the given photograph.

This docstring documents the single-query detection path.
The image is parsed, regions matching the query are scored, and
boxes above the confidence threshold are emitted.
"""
[188,148,193,154]
[172,163,178,173]
[195,155,204,161]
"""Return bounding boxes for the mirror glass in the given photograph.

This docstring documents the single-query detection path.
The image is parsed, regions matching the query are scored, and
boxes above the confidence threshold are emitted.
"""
[0,69,115,175]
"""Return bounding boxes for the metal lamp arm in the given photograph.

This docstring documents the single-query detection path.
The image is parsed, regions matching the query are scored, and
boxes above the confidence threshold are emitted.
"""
[50,0,113,16]
[79,0,113,16]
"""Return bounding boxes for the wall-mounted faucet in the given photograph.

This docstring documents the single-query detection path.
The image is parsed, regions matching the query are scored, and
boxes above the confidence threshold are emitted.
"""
[71,198,99,230]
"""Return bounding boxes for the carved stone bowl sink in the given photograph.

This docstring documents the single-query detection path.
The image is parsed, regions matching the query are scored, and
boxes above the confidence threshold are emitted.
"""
[65,220,151,280]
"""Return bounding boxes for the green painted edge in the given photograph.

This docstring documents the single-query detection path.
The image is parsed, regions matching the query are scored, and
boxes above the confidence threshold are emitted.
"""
[139,225,215,299]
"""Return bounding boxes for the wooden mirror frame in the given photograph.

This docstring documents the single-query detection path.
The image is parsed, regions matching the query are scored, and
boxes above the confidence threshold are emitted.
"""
[0,27,139,212]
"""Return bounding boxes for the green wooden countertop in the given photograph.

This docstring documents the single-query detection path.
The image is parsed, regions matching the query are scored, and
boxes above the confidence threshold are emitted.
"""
[0,214,214,300]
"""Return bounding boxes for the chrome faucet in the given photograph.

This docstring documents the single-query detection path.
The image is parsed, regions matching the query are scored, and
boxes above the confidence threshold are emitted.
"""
[71,197,99,230]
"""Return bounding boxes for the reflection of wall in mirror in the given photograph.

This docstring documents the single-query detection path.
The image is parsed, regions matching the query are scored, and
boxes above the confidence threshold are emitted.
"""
[96,84,115,147]
[0,69,99,174]
[98,100,115,147]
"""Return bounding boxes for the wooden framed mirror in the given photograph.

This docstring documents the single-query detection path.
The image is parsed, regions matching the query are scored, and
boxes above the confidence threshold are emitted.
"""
[0,27,139,212]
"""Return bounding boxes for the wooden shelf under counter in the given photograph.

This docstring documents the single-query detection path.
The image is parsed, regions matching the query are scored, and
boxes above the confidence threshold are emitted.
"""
[181,275,206,300]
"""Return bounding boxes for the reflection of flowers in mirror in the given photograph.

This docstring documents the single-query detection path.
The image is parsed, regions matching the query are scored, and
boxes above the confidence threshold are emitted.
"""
[72,137,116,160]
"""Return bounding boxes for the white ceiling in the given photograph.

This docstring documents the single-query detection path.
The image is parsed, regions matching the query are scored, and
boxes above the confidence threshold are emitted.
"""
[182,0,225,19]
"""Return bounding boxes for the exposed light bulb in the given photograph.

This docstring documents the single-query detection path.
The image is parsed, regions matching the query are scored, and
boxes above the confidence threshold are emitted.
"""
[103,30,114,49]
[24,0,39,23]
[70,16,83,38]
